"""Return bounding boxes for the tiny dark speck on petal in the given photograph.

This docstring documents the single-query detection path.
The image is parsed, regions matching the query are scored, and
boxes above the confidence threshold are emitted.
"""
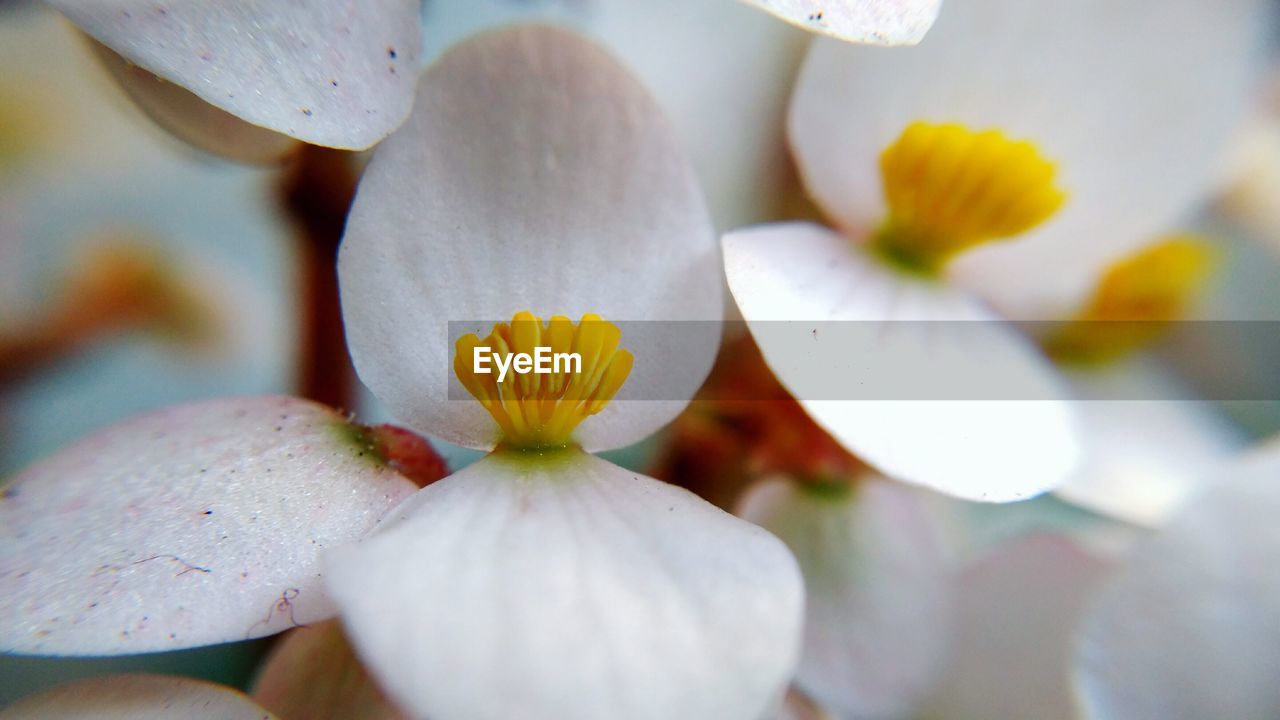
[203,509,213,515]
[301,108,313,117]
[388,47,398,59]
[330,79,339,87]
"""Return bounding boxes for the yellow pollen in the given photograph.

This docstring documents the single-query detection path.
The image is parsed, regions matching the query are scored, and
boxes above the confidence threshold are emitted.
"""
[874,121,1067,273]
[1045,236,1216,364]
[453,311,634,449]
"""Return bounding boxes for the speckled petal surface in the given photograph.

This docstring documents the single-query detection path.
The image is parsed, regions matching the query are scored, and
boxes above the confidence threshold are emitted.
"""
[340,26,722,453]
[723,222,1079,501]
[0,674,277,719]
[0,396,418,656]
[739,0,939,45]
[739,477,951,719]
[1076,441,1280,719]
[47,0,421,149]
[326,450,803,720]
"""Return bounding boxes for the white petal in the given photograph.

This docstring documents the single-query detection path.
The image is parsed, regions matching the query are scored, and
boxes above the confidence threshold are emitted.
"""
[88,39,299,165]
[1075,441,1280,719]
[252,619,407,720]
[923,534,1114,720]
[1054,360,1245,527]
[420,0,808,232]
[723,222,1080,501]
[738,476,951,719]
[0,674,277,719]
[738,0,940,45]
[0,396,418,655]
[326,450,803,720]
[46,0,421,149]
[789,0,1268,315]
[340,26,722,453]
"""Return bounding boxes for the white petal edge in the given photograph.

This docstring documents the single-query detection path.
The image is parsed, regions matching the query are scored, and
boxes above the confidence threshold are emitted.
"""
[1075,439,1280,719]
[326,449,803,720]
[723,222,1080,501]
[47,0,422,149]
[789,0,1269,315]
[340,25,722,453]
[0,674,277,719]
[923,533,1114,720]
[738,0,940,45]
[1054,360,1245,527]
[0,396,418,655]
[88,38,300,165]
[738,476,951,719]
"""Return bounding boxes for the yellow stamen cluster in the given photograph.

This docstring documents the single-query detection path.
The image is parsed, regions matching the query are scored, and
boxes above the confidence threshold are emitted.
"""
[453,312,634,449]
[1046,236,1216,364]
[875,121,1067,273]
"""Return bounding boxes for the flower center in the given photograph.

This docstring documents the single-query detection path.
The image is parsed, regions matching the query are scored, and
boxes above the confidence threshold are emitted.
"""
[873,121,1066,274]
[1045,236,1215,364]
[453,311,634,449]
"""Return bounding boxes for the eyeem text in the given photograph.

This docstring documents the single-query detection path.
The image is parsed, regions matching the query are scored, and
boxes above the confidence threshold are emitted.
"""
[473,346,583,382]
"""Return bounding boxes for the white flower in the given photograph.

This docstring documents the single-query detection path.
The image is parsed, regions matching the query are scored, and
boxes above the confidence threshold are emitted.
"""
[722,0,1268,501]
[1075,439,1280,719]
[786,0,1267,317]
[330,25,802,720]
[46,0,424,153]
[0,25,804,720]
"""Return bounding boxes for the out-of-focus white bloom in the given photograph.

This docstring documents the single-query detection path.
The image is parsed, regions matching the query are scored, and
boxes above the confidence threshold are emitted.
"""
[1053,360,1245,527]
[787,0,1268,317]
[1075,439,1280,719]
[923,533,1115,720]
[736,0,940,45]
[45,0,424,154]
[739,475,951,719]
[0,674,278,719]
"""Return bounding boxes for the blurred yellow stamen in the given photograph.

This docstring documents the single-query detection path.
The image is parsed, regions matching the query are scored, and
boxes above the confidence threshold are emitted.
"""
[874,121,1066,273]
[453,312,634,449]
[1046,236,1216,364]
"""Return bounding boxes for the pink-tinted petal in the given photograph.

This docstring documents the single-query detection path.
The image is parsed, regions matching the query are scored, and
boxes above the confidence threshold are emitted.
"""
[924,533,1114,720]
[739,476,951,718]
[48,0,422,149]
[0,396,417,655]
